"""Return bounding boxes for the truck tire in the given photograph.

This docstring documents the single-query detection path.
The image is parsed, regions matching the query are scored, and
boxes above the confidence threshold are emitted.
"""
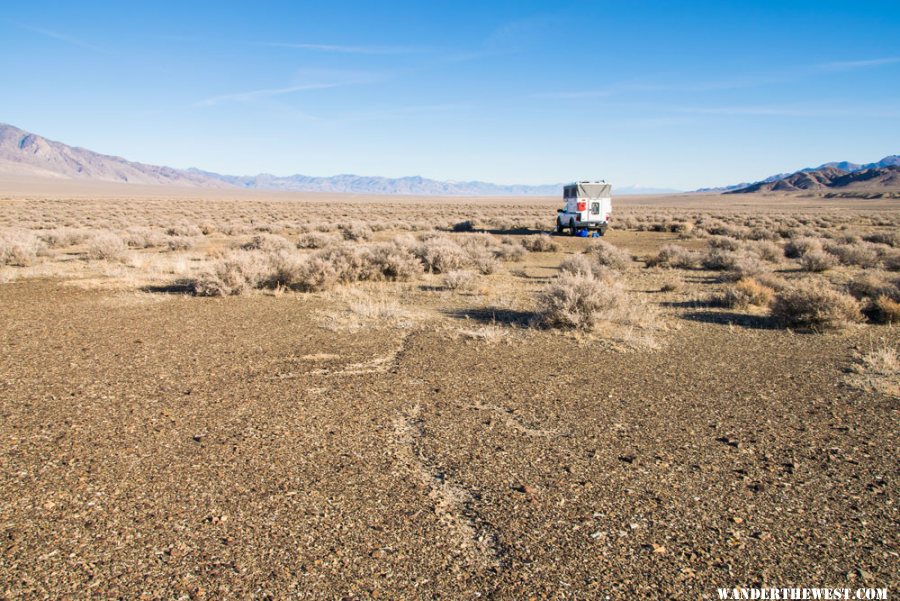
[570,220,577,236]
[556,218,564,234]
[598,226,607,236]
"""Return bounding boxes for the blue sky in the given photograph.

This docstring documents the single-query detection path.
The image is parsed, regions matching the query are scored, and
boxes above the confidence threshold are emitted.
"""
[2,0,899,189]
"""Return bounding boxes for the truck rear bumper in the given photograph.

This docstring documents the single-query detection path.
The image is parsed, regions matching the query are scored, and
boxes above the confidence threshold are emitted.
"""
[575,221,607,229]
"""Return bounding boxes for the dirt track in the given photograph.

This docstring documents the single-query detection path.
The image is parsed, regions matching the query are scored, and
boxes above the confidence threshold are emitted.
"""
[1,256,897,598]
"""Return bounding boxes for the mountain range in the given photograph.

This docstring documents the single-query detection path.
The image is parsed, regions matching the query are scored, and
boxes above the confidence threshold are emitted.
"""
[725,163,900,194]
[700,155,900,193]
[0,122,677,196]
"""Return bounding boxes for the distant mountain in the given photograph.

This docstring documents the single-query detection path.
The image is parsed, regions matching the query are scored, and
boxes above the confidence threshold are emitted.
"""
[0,122,667,197]
[0,123,227,187]
[726,164,900,194]
[186,168,565,196]
[702,155,900,193]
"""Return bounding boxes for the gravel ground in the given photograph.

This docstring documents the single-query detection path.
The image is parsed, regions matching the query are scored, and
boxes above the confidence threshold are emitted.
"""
[0,228,897,598]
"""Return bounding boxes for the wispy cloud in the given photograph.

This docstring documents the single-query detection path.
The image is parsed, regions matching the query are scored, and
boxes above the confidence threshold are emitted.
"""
[670,104,900,119]
[14,23,104,52]
[818,56,900,70]
[196,83,342,107]
[263,41,424,55]
[196,68,384,107]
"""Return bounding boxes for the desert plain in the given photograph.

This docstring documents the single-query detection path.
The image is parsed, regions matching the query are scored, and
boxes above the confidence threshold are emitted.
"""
[0,182,897,599]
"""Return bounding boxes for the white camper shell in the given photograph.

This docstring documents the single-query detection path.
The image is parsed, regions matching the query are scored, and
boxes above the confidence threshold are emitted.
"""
[556,181,612,236]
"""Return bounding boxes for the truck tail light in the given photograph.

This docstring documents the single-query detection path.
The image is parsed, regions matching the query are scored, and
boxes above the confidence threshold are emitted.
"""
[577,202,586,212]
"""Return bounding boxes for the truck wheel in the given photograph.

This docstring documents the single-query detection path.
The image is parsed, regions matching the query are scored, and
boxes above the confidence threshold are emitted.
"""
[570,221,577,236]
[598,226,607,237]
[556,218,564,234]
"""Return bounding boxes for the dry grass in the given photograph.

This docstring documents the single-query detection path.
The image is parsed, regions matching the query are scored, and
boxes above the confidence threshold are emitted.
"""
[845,342,899,397]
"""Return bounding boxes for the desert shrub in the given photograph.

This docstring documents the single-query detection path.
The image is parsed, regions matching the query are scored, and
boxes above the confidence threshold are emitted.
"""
[885,252,900,272]
[87,232,127,261]
[586,240,630,270]
[707,236,741,251]
[414,237,469,273]
[701,248,739,270]
[166,223,203,237]
[749,240,784,263]
[493,242,526,262]
[646,244,698,269]
[521,234,559,252]
[192,250,268,296]
[719,277,775,309]
[823,241,881,268]
[747,227,780,242]
[863,231,900,247]
[40,228,89,248]
[339,222,373,241]
[443,270,476,290]
[241,234,295,253]
[558,254,595,277]
[262,250,306,288]
[847,273,900,302]
[198,221,217,235]
[536,272,634,331]
[452,220,477,232]
[366,243,423,281]
[770,282,864,329]
[669,221,694,236]
[799,249,838,272]
[316,245,379,283]
[871,296,900,324]
[0,229,46,266]
[296,232,338,249]
[123,227,167,249]
[467,248,499,274]
[292,255,338,292]
[754,272,790,292]
[784,236,823,259]
[165,236,195,251]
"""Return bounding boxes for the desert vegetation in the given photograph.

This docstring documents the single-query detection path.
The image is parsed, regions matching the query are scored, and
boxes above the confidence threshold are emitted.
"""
[1,190,898,599]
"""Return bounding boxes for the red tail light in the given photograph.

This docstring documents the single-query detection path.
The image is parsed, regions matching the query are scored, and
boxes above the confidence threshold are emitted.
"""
[577,202,586,212]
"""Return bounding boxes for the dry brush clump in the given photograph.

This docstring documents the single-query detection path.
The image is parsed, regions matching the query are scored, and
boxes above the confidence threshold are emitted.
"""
[770,281,864,330]
[0,229,47,266]
[718,277,775,309]
[845,343,899,397]
[296,232,339,249]
[586,240,631,270]
[192,250,270,296]
[339,222,373,241]
[798,249,838,272]
[646,244,699,269]
[414,237,470,274]
[442,270,477,291]
[240,234,295,253]
[847,274,900,324]
[535,270,657,338]
[192,241,423,296]
[87,232,128,261]
[823,241,882,268]
[520,234,559,252]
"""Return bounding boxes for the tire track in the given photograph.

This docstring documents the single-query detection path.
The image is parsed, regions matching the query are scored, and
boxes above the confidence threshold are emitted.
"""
[392,404,504,571]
